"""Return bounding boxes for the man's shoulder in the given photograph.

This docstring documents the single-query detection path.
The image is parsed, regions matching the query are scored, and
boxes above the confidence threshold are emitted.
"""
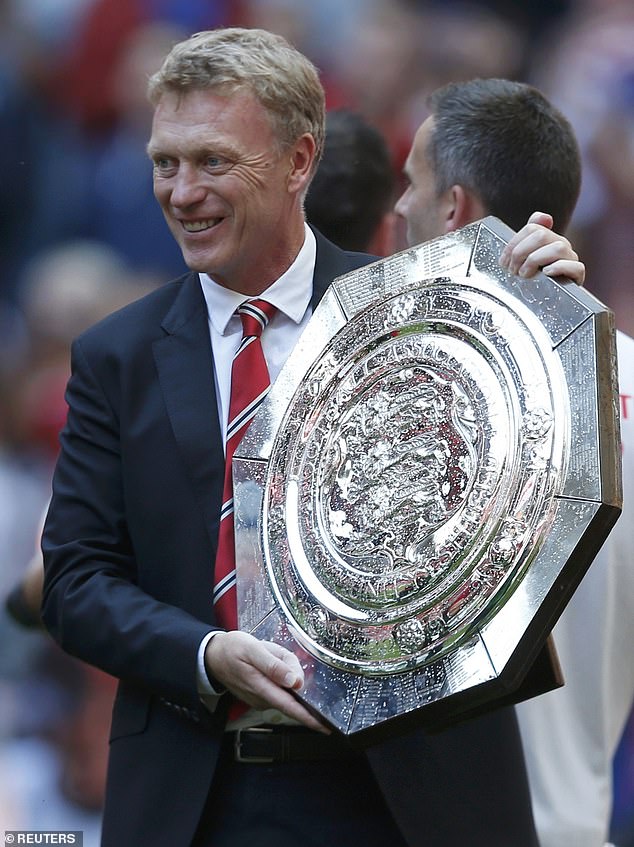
[75,272,199,351]
[617,330,634,415]
[311,228,378,305]
[617,328,634,364]
[342,248,379,270]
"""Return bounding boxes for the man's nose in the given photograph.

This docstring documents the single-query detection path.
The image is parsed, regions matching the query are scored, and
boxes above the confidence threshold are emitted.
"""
[169,164,206,207]
[394,190,408,218]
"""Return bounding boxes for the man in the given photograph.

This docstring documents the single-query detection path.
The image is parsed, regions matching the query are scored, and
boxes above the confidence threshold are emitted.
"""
[393,77,633,847]
[395,77,581,250]
[305,109,396,256]
[41,32,584,847]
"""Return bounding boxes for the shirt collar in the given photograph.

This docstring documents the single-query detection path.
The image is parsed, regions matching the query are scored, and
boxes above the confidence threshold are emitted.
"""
[199,224,316,335]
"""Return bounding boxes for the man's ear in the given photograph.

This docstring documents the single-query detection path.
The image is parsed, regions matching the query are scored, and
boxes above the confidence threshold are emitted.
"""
[443,184,487,232]
[287,133,317,195]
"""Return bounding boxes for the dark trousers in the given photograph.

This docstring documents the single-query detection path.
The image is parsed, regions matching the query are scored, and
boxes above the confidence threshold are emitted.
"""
[192,732,408,847]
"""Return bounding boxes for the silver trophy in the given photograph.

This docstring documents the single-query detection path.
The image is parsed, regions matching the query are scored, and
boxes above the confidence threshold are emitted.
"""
[233,217,622,741]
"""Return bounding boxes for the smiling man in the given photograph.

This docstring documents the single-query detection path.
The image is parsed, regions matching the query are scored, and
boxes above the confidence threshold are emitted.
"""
[147,85,313,293]
[41,30,585,847]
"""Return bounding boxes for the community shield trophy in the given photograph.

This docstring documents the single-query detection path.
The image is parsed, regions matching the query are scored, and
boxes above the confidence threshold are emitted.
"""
[233,217,622,742]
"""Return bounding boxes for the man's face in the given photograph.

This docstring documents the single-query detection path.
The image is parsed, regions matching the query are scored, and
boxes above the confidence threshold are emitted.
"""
[395,117,446,248]
[148,87,306,293]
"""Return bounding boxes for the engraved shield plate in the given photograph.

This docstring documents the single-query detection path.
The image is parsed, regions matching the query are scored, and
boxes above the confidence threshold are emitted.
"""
[233,217,622,740]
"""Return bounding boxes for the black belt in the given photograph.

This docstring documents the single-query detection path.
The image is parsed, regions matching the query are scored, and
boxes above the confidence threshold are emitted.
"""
[227,726,360,764]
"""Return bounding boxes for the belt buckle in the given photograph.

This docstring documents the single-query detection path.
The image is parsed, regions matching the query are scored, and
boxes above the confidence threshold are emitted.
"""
[234,726,275,763]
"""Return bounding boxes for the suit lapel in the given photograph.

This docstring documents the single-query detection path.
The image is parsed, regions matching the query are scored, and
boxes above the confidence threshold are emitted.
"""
[151,237,372,551]
[152,273,224,549]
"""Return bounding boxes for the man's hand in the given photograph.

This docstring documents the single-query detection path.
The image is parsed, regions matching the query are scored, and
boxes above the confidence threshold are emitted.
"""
[499,211,585,286]
[205,630,330,733]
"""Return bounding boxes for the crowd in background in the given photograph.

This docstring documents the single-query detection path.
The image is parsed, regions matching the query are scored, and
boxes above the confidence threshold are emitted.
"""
[0,0,633,843]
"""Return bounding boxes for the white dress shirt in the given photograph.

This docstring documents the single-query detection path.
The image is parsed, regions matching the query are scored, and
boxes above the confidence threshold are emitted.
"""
[200,225,316,444]
[196,225,316,724]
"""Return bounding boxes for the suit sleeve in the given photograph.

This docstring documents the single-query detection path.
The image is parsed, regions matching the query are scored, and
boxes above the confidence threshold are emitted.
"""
[42,337,213,711]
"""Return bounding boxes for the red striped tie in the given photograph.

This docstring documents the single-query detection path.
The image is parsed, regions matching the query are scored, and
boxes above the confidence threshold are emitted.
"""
[213,298,277,633]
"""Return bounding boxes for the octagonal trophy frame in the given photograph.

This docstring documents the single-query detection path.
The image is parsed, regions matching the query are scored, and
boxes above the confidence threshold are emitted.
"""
[233,217,622,743]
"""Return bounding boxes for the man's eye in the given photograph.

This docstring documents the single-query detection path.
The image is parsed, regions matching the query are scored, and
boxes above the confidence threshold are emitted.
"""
[206,155,232,173]
[154,157,175,172]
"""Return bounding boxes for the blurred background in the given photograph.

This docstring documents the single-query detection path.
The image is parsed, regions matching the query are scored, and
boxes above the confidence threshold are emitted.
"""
[0,0,632,843]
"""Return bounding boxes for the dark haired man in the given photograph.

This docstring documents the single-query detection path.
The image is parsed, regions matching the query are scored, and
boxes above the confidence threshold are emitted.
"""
[396,78,581,265]
[305,109,396,255]
[392,78,632,847]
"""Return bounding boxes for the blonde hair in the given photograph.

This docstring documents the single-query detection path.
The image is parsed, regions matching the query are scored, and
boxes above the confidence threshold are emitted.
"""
[148,28,325,164]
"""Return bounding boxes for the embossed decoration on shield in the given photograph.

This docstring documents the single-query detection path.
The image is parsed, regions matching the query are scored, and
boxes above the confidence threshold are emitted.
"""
[233,217,622,739]
[264,283,562,675]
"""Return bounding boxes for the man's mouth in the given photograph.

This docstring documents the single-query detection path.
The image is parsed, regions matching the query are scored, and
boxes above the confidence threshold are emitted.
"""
[181,218,222,233]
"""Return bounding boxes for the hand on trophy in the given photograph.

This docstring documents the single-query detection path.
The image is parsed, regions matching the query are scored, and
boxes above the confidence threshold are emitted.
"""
[499,211,584,285]
[205,630,331,733]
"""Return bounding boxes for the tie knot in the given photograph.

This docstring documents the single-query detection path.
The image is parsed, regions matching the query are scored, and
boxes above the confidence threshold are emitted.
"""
[237,299,277,338]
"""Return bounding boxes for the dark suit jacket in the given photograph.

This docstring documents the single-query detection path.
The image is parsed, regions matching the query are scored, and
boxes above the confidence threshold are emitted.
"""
[42,230,537,846]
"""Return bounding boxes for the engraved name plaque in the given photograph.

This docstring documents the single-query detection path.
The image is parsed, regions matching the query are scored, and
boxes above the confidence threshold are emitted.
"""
[233,217,622,741]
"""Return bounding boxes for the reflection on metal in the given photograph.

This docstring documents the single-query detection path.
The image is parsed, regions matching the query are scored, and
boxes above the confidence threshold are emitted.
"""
[234,217,622,740]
